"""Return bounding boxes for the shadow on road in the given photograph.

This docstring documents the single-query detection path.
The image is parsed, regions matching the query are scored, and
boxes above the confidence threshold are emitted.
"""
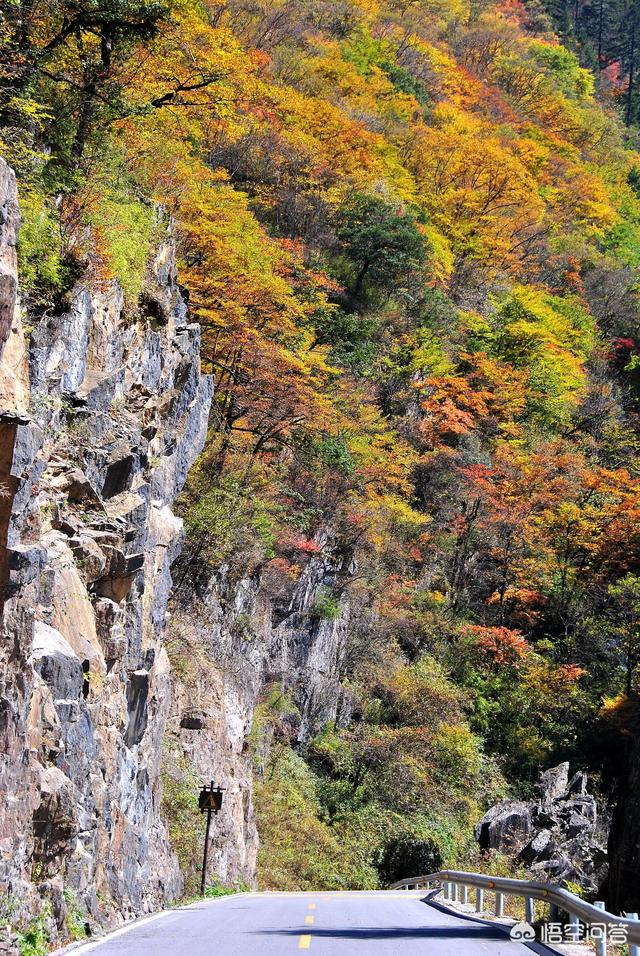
[258,926,509,940]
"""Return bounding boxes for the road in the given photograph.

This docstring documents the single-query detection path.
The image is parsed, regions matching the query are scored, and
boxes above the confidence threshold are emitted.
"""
[70,891,547,956]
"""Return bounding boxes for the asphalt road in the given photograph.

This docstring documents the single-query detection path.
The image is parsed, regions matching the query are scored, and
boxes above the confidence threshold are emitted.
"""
[70,891,542,956]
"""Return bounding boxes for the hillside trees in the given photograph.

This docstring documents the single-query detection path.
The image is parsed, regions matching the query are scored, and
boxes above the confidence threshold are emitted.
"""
[530,0,640,126]
[1,0,169,165]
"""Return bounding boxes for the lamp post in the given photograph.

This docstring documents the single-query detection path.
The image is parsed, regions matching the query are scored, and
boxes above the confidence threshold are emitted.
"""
[198,781,224,896]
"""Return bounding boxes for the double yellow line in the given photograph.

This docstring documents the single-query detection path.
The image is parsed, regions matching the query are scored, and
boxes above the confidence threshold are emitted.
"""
[299,902,316,949]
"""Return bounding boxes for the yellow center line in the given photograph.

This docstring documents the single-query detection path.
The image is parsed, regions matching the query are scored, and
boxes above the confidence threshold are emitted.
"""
[308,903,316,910]
[299,934,311,949]
[305,915,315,925]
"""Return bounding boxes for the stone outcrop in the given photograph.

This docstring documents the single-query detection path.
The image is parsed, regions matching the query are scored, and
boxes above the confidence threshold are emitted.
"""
[165,535,356,888]
[475,763,608,893]
[0,157,213,944]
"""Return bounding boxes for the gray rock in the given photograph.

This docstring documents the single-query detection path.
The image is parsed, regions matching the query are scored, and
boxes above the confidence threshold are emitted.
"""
[124,670,150,747]
[31,622,83,702]
[0,159,19,362]
[62,468,104,507]
[537,762,570,802]
[68,535,107,582]
[477,763,607,893]
[0,162,213,946]
[475,801,533,851]
[520,828,555,863]
[567,771,588,796]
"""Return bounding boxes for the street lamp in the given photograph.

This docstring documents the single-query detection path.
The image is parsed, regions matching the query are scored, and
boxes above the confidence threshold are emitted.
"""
[198,781,225,896]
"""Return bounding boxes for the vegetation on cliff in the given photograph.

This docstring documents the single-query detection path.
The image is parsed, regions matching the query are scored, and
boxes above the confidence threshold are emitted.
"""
[3,0,640,891]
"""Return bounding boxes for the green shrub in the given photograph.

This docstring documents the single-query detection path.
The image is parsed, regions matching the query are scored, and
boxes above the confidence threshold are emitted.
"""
[255,746,379,890]
[181,474,276,569]
[249,686,300,771]
[203,883,236,898]
[15,904,51,956]
[89,188,154,303]
[63,889,87,941]
[311,591,341,621]
[160,740,203,896]
[17,189,63,299]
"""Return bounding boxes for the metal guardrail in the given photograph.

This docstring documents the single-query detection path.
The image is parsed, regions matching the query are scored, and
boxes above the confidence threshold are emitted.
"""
[390,869,640,955]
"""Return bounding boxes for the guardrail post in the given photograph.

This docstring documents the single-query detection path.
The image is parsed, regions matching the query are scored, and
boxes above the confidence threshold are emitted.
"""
[462,885,468,905]
[525,897,535,924]
[627,912,639,956]
[495,892,505,917]
[549,902,559,923]
[568,912,580,940]
[594,901,607,956]
[453,883,459,902]
[476,888,484,913]
[446,882,453,900]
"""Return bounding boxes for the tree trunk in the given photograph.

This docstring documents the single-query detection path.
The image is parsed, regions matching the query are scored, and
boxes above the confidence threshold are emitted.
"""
[604,710,640,911]
[72,77,97,161]
[597,0,604,65]
[626,8,637,126]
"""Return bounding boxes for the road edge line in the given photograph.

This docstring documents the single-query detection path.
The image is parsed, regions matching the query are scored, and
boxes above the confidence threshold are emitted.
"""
[422,891,565,956]
[54,892,255,955]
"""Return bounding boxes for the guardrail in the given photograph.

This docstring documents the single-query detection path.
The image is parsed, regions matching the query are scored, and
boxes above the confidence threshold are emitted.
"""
[390,869,640,956]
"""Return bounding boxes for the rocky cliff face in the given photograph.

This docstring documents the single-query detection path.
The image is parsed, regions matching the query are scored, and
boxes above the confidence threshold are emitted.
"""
[475,763,609,894]
[164,537,356,889]
[0,158,213,944]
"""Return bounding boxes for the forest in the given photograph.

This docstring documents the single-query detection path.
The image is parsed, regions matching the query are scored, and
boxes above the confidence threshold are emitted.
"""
[2,0,640,895]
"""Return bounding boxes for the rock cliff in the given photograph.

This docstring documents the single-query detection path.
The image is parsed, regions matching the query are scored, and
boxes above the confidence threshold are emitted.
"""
[0,158,213,944]
[164,535,356,889]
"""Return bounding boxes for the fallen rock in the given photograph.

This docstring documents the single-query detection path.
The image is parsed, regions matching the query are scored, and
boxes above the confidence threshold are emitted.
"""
[520,828,555,864]
[476,763,608,893]
[59,467,104,508]
[537,762,569,802]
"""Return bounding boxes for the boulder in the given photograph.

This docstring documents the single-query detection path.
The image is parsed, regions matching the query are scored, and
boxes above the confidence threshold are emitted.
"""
[59,467,104,508]
[475,800,533,850]
[520,828,556,864]
[68,535,107,583]
[537,762,569,802]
